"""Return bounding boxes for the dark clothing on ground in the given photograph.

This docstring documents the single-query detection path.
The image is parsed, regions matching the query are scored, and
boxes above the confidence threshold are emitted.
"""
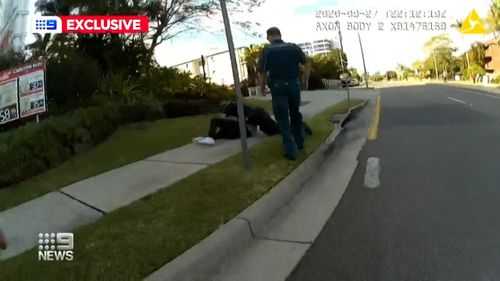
[222,103,253,119]
[213,102,311,141]
[208,118,252,140]
[246,107,281,136]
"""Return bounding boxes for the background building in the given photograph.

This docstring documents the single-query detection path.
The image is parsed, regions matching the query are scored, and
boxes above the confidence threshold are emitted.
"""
[172,47,248,86]
[0,0,30,54]
[484,39,500,76]
[297,39,338,56]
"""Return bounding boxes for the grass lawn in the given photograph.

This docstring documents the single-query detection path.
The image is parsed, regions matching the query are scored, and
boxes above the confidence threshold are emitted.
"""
[0,99,365,281]
[0,100,272,212]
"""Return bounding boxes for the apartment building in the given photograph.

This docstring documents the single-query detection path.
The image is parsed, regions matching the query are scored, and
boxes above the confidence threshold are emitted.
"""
[297,39,338,56]
[172,47,248,86]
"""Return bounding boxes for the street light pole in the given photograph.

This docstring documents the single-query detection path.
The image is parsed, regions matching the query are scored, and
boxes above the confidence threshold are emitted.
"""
[219,0,251,169]
[337,25,350,104]
[433,51,439,80]
[357,32,369,88]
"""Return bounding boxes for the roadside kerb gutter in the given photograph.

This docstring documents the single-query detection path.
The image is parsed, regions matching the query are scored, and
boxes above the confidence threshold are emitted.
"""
[145,100,369,281]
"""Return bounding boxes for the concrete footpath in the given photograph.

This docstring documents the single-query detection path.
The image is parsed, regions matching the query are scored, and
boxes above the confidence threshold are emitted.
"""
[0,90,370,260]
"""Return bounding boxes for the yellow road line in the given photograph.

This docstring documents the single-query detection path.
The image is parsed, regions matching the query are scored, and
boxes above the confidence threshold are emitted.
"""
[368,96,381,141]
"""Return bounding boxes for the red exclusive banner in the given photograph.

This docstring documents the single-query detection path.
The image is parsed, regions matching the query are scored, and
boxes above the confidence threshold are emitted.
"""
[59,16,149,34]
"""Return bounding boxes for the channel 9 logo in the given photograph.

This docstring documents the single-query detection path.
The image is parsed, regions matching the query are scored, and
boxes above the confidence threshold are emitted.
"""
[31,16,62,34]
[37,232,74,261]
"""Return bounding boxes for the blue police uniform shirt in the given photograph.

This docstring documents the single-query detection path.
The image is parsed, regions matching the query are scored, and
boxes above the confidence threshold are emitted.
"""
[258,39,307,80]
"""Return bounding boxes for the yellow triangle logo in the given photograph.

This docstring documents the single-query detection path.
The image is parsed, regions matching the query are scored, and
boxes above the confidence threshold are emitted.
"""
[460,9,488,34]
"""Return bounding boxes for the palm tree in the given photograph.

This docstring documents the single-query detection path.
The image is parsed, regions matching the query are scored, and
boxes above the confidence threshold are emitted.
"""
[243,44,267,86]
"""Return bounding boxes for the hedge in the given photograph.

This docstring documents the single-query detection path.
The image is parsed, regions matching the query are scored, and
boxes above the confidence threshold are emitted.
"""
[0,99,224,188]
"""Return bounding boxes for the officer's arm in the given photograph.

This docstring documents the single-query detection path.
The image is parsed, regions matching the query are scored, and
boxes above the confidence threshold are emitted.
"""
[257,49,268,94]
[299,48,311,83]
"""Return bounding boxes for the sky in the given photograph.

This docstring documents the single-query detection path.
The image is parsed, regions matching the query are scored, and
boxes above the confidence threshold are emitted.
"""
[22,0,495,73]
[155,0,494,73]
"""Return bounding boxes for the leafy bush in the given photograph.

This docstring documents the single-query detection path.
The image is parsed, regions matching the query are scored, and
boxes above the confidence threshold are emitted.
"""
[308,72,326,90]
[95,72,148,104]
[136,67,233,102]
[74,105,121,144]
[138,67,183,99]
[370,73,385,82]
[162,99,222,118]
[0,97,229,188]
[491,75,500,84]
[0,105,120,187]
[118,100,165,123]
[386,71,398,80]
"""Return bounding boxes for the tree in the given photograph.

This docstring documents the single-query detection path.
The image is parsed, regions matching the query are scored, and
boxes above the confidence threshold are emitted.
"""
[487,0,500,38]
[420,34,462,79]
[453,43,488,81]
[243,43,268,86]
[34,0,265,64]
[412,60,424,78]
[370,71,384,82]
[385,71,397,80]
[310,49,347,80]
[0,51,26,71]
[348,67,361,81]
[396,63,413,80]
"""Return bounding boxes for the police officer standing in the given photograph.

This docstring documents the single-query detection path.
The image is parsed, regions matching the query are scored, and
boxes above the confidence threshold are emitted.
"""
[258,27,311,160]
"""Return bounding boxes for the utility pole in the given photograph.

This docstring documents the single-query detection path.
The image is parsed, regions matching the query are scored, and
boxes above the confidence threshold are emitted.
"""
[433,50,439,80]
[337,26,350,104]
[201,55,207,80]
[358,32,369,88]
[219,0,250,169]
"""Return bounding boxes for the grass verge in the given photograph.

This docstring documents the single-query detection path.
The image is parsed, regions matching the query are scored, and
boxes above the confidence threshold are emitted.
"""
[0,100,272,212]
[0,99,365,281]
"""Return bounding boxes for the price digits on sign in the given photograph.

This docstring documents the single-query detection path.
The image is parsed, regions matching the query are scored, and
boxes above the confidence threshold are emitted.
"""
[31,99,45,109]
[29,80,44,91]
[0,108,12,123]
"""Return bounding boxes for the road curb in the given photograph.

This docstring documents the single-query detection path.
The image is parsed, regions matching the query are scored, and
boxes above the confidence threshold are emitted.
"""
[145,100,369,281]
[238,100,367,238]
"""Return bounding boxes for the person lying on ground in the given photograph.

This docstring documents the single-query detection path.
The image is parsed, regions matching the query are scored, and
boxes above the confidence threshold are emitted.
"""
[224,102,312,136]
[195,103,311,145]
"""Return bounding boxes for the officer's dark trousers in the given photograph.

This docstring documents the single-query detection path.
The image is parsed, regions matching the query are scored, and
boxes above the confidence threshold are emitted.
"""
[270,78,305,158]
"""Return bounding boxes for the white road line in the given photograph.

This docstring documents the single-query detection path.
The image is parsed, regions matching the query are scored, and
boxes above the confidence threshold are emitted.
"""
[461,88,500,100]
[364,157,380,189]
[448,97,467,104]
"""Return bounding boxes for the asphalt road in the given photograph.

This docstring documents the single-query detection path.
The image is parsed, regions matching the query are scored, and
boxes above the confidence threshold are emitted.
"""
[288,85,500,281]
